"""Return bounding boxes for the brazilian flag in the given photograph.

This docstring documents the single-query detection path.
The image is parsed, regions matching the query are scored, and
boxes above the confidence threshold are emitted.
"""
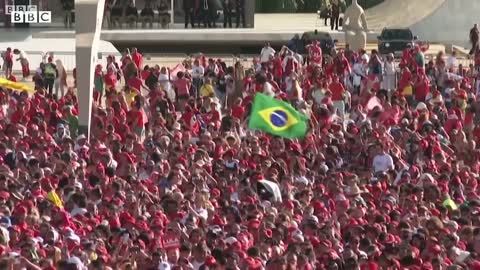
[248,93,308,139]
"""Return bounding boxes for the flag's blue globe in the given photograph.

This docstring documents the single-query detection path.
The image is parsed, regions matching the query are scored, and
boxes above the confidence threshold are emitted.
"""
[270,110,288,128]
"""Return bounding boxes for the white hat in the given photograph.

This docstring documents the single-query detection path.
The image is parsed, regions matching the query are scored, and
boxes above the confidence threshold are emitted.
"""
[66,234,80,244]
[76,134,87,141]
[416,102,427,111]
[295,176,309,185]
[225,236,238,245]
[172,122,181,131]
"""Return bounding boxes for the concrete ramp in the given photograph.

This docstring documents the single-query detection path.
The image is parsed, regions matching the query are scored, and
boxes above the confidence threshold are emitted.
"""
[366,0,445,31]
[409,0,480,47]
[366,0,479,46]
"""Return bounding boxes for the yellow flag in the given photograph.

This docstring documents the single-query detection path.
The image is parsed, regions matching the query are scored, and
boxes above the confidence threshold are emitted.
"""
[47,191,64,208]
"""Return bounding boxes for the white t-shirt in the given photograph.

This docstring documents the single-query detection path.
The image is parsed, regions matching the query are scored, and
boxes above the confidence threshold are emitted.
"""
[260,47,275,63]
[191,65,204,79]
[311,89,325,105]
[372,153,394,173]
[18,50,28,65]
[447,56,457,70]
[195,207,208,221]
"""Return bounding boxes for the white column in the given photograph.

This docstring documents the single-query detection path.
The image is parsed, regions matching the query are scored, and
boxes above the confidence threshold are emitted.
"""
[170,0,174,25]
[75,0,105,140]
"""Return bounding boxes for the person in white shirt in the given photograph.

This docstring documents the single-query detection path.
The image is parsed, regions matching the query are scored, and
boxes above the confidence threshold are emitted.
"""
[191,59,205,94]
[13,49,30,81]
[260,42,275,64]
[54,59,68,97]
[372,144,394,173]
[158,67,175,101]
[447,51,458,71]
[191,59,205,79]
[352,57,366,94]
[382,53,397,93]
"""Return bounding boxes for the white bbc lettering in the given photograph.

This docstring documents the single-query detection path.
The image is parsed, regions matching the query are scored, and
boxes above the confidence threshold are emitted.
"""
[5,5,14,15]
[15,5,26,12]
[11,11,23,23]
[8,5,51,23]
[39,11,51,23]
[24,11,38,23]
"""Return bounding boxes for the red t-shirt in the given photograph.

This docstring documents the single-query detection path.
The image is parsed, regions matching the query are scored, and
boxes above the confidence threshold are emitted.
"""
[273,58,283,78]
[414,77,430,102]
[141,70,150,80]
[131,52,143,69]
[231,105,245,119]
[328,82,345,101]
[308,45,322,64]
[127,77,142,91]
[175,79,190,97]
[5,52,12,62]
[399,69,412,90]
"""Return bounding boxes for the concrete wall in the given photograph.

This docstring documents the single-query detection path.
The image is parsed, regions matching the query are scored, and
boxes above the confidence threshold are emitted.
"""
[410,0,480,47]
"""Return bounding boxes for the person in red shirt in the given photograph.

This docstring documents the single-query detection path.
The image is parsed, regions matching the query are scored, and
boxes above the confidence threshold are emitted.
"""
[306,40,323,66]
[205,101,221,129]
[127,99,146,139]
[231,97,245,120]
[414,71,430,103]
[174,71,192,111]
[399,64,413,104]
[328,75,346,120]
[141,65,151,80]
[333,51,351,78]
[131,47,143,74]
[3,47,13,78]
[127,72,148,92]
[272,53,284,84]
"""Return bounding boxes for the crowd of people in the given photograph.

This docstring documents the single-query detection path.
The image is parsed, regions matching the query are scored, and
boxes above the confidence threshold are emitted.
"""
[1,25,480,270]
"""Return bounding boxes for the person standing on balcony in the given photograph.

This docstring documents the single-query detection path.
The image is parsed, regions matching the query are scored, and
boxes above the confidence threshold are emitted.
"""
[201,0,210,27]
[61,0,75,28]
[321,0,330,26]
[330,0,340,31]
[223,0,234,28]
[184,0,195,28]
[235,0,245,28]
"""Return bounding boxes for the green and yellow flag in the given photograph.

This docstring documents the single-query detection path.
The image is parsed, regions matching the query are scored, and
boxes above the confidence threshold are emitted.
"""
[248,93,308,138]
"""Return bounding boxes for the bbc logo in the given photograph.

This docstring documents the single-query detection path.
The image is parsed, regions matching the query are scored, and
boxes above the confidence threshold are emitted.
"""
[5,5,51,23]
[11,11,51,23]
